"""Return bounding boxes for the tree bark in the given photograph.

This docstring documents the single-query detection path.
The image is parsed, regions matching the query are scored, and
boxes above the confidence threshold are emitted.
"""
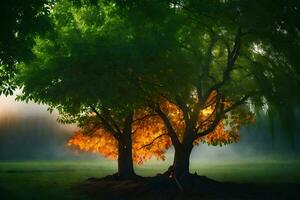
[172,144,193,178]
[117,132,135,179]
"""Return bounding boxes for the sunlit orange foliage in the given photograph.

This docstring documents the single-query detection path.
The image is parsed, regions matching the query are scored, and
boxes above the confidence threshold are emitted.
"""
[68,109,171,164]
[68,90,254,164]
[68,129,118,160]
[159,90,254,146]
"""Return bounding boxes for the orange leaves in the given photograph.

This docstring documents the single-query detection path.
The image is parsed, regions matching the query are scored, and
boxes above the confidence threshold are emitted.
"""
[132,110,172,164]
[159,90,250,147]
[68,109,172,165]
[197,122,239,146]
[197,91,254,146]
[68,129,118,160]
[68,90,254,164]
[159,99,186,142]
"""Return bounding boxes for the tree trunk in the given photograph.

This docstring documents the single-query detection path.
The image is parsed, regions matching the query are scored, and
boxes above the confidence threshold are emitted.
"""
[172,144,193,179]
[117,132,135,179]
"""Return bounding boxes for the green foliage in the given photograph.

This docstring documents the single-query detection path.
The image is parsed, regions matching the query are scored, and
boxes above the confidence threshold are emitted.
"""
[17,0,195,127]
[164,0,300,137]
[16,0,300,138]
[0,0,53,95]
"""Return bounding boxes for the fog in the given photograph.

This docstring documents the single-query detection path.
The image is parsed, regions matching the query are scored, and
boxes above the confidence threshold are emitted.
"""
[0,94,98,160]
[0,94,299,162]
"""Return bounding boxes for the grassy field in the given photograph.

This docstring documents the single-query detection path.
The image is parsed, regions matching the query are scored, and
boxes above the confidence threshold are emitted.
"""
[0,159,300,200]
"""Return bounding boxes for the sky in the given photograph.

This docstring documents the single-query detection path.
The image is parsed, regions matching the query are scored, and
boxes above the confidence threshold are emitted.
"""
[0,92,50,118]
[0,90,75,130]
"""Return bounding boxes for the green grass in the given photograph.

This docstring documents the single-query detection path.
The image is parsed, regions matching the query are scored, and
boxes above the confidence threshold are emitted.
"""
[191,159,300,183]
[0,161,111,200]
[0,159,300,200]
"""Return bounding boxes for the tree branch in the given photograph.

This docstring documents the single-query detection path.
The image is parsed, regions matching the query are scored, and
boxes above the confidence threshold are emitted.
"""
[101,107,122,135]
[194,91,257,140]
[155,104,181,148]
[223,93,254,113]
[193,94,224,140]
[132,113,158,123]
[137,133,168,150]
[89,104,119,138]
[175,95,190,122]
[173,1,215,34]
[197,34,218,103]
[201,27,242,104]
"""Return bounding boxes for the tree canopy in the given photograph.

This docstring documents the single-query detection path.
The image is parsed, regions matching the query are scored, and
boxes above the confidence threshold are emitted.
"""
[107,0,300,177]
[16,0,300,176]
[16,0,196,169]
[107,0,300,139]
[0,0,52,95]
[17,0,194,115]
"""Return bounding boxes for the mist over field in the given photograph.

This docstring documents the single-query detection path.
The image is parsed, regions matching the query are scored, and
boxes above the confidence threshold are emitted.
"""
[0,94,93,160]
[0,94,299,162]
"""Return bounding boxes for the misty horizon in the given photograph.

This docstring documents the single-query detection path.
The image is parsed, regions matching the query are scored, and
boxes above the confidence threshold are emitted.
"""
[0,94,299,162]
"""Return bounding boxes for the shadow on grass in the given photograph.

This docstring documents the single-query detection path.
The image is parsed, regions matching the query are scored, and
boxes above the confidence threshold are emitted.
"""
[75,173,300,200]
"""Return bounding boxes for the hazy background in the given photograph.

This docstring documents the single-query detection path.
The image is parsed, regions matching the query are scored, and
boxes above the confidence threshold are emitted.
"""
[0,93,299,163]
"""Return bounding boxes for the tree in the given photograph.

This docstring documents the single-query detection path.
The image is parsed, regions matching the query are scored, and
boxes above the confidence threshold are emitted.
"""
[0,0,52,94]
[17,0,300,181]
[66,108,172,178]
[16,0,192,179]
[67,96,243,165]
[112,0,300,179]
[144,0,300,178]
[155,91,253,179]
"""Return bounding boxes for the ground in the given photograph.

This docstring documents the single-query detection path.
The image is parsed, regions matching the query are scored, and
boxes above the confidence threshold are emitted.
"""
[0,159,299,200]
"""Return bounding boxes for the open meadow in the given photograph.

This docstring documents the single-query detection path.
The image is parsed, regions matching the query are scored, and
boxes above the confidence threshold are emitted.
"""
[0,158,300,200]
